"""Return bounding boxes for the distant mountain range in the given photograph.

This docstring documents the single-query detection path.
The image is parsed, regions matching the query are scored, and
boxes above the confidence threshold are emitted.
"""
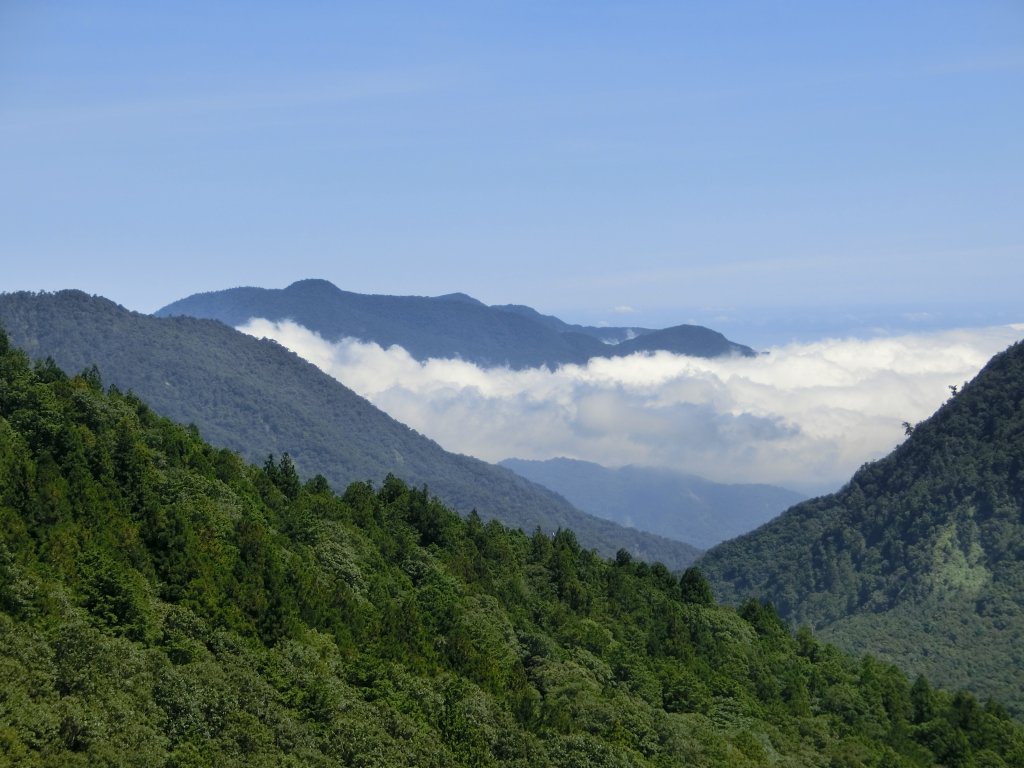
[500,458,805,549]
[700,340,1024,714]
[155,279,755,368]
[0,290,700,569]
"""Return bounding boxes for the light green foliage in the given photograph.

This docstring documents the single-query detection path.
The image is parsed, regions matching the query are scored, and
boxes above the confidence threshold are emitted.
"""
[930,517,989,597]
[1,328,1022,766]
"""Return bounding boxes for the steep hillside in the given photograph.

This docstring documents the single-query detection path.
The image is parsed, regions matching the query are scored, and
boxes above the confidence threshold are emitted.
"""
[2,332,1021,766]
[156,279,754,366]
[701,341,1024,713]
[501,458,804,549]
[0,290,700,569]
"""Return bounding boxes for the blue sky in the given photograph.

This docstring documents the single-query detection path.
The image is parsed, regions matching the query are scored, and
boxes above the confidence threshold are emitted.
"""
[2,1,1022,344]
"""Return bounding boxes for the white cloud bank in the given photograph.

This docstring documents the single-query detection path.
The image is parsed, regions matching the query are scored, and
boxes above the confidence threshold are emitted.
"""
[239,319,1024,493]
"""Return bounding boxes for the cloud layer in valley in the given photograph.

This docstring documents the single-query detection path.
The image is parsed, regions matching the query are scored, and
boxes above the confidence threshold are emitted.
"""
[239,319,1023,493]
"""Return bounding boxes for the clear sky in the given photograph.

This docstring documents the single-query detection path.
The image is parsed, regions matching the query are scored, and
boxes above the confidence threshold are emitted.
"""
[2,1,1022,344]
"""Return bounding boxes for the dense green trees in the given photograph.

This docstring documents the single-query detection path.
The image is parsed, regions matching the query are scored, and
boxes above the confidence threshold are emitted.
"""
[2,328,1023,765]
[701,340,1024,715]
[0,289,701,570]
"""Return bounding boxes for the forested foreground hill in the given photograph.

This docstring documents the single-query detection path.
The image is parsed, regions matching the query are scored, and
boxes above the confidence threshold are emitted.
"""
[3,331,1024,766]
[0,290,700,570]
[701,341,1024,715]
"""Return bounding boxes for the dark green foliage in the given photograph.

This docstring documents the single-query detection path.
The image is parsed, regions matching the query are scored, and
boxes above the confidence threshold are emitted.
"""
[2,331,1023,765]
[701,340,1024,715]
[0,290,700,570]
[679,567,716,605]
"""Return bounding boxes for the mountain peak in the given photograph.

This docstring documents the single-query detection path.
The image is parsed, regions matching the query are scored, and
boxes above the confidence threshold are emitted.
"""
[433,292,485,306]
[284,278,343,294]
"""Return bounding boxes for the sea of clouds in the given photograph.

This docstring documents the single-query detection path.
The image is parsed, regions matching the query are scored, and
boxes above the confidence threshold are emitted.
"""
[239,319,1023,494]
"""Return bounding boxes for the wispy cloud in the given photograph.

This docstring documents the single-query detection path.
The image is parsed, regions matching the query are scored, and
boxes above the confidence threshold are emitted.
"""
[238,319,1024,493]
[0,72,440,133]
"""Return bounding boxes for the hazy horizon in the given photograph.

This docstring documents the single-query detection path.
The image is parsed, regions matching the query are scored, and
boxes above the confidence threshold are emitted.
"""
[9,278,1018,351]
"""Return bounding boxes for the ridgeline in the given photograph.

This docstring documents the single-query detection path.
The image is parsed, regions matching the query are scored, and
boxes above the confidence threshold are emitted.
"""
[156,279,755,367]
[0,290,701,570]
[500,458,804,549]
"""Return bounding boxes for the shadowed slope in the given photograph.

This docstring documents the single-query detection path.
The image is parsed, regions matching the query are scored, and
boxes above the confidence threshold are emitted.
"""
[700,341,1024,713]
[0,290,700,569]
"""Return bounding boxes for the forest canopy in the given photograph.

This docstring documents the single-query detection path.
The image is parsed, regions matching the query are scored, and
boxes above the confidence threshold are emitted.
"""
[2,327,1023,766]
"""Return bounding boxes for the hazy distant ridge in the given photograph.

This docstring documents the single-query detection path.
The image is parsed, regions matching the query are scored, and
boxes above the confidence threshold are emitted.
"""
[501,458,804,549]
[156,278,755,367]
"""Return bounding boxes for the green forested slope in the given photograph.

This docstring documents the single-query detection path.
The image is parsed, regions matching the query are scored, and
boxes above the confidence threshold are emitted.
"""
[0,290,700,569]
[1,328,1022,766]
[700,341,1024,714]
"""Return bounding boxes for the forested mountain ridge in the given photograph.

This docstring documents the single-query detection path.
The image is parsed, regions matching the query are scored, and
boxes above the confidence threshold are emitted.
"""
[2,331,1022,766]
[0,290,700,569]
[500,458,805,549]
[700,340,1024,714]
[155,279,755,367]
